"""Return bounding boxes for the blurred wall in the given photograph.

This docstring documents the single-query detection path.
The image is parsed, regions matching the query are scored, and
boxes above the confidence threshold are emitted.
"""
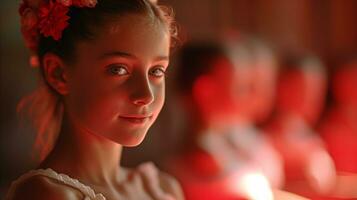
[162,0,357,58]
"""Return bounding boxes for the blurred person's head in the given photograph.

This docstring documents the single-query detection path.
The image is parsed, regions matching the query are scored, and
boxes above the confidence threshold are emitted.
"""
[175,41,251,128]
[332,56,357,108]
[247,39,278,124]
[225,38,256,123]
[276,55,327,125]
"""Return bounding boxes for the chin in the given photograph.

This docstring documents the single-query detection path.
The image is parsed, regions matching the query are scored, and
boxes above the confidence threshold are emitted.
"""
[120,136,146,147]
[110,128,149,147]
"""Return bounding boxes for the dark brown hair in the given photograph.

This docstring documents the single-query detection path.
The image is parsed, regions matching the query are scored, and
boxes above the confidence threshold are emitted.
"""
[18,0,177,160]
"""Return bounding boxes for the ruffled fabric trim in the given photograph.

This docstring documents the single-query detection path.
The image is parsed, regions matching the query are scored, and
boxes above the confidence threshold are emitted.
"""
[6,168,106,200]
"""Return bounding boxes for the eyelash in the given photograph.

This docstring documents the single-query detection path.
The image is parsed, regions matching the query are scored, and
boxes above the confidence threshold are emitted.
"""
[108,64,129,76]
[108,65,167,78]
[149,67,167,78]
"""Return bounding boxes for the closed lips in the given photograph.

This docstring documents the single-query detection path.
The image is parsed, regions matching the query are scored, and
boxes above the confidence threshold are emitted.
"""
[119,115,152,124]
[119,115,152,119]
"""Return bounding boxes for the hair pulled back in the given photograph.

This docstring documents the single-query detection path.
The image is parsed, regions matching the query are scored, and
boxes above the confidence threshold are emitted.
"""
[18,0,177,160]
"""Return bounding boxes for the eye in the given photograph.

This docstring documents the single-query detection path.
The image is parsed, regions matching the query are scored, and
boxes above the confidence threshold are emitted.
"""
[108,65,129,76]
[149,66,166,78]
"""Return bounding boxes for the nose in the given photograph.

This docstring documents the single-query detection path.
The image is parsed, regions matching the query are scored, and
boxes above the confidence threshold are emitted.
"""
[130,74,154,106]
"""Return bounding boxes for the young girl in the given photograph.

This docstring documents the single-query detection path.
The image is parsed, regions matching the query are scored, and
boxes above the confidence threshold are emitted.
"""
[6,0,184,199]
[264,55,336,197]
[167,41,274,200]
[167,40,308,200]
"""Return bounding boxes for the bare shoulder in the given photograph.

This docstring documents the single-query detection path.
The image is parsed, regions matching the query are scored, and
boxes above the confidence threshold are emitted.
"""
[135,162,185,200]
[10,175,83,200]
[158,170,185,200]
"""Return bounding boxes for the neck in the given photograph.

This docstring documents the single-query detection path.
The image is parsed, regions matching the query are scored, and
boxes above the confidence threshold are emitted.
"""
[40,112,123,187]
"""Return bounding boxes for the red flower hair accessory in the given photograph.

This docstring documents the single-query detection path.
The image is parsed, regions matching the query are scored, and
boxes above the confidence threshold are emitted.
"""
[38,1,70,41]
[57,0,97,7]
[19,0,97,67]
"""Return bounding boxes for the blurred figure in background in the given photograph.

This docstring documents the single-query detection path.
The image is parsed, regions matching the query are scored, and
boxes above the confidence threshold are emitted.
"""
[165,40,304,200]
[319,55,357,198]
[264,55,336,197]
[166,40,272,200]
[224,37,285,189]
[247,39,279,125]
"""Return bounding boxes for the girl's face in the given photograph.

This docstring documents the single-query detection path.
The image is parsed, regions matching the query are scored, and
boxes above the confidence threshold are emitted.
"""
[64,14,170,146]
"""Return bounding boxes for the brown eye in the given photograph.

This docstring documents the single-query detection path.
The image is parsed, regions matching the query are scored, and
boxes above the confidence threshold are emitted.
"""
[109,65,129,76]
[149,67,166,78]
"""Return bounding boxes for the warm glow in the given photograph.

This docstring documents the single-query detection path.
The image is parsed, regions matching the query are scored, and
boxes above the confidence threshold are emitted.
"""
[227,170,274,200]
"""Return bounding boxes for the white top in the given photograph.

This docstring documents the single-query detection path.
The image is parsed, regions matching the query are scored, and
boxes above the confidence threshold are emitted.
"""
[6,168,106,200]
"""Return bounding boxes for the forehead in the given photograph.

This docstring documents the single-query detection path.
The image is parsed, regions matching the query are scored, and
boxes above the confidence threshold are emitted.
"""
[76,13,170,59]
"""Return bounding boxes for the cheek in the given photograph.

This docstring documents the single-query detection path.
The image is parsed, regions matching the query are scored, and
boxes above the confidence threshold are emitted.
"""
[151,81,165,116]
[67,76,126,128]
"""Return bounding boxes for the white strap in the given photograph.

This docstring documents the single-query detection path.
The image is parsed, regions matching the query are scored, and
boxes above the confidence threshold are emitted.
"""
[6,168,106,200]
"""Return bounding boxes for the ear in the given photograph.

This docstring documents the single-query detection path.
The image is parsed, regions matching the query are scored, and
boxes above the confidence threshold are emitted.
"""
[42,53,69,95]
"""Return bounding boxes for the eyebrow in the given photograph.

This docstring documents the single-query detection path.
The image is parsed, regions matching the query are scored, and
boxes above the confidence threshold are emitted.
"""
[99,51,169,62]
